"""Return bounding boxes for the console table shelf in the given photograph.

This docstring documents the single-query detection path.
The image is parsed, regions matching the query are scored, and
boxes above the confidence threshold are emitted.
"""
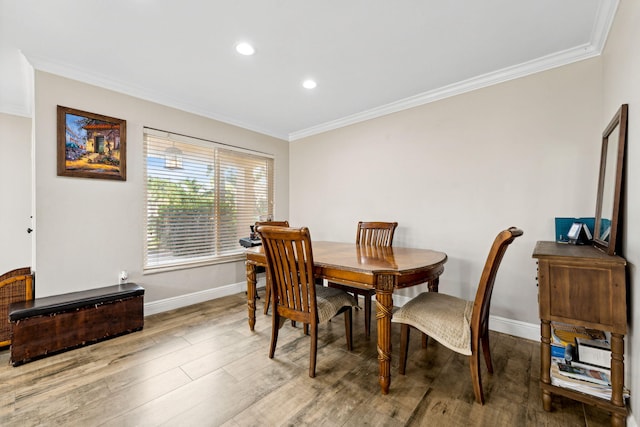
[532,241,627,427]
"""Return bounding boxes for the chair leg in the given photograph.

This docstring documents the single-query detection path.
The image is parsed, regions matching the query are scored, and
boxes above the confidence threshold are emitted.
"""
[344,308,353,351]
[309,324,318,378]
[399,324,410,375]
[481,333,493,374]
[469,351,485,404]
[269,313,279,359]
[364,293,371,338]
[421,332,429,348]
[263,277,271,315]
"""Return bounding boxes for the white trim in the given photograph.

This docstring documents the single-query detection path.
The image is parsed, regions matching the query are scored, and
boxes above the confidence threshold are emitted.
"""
[288,0,620,142]
[142,253,245,275]
[591,0,620,52]
[143,278,265,316]
[289,43,600,141]
[489,314,540,342]
[19,2,618,143]
[24,53,287,140]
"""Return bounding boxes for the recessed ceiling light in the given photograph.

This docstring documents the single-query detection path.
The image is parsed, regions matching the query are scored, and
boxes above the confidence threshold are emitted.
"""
[235,42,255,56]
[302,79,317,89]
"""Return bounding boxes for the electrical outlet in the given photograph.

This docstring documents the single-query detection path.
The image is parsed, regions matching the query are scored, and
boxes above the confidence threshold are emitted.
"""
[119,270,128,284]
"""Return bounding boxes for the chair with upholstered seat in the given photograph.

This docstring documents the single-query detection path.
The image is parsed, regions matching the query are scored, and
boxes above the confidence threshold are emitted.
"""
[392,227,523,404]
[257,225,355,377]
[255,220,289,314]
[330,221,397,338]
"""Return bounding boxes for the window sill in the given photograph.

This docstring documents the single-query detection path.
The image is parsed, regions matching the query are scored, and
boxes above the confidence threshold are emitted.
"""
[143,252,246,275]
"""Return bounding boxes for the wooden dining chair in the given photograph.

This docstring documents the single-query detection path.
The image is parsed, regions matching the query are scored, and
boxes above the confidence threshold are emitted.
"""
[257,225,354,377]
[330,221,398,338]
[392,227,523,404]
[255,220,289,314]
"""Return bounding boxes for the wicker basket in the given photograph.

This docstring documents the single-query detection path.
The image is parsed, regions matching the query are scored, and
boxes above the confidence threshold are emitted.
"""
[0,267,33,347]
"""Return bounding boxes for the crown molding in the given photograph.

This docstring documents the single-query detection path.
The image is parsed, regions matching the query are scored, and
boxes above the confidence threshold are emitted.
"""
[25,53,288,141]
[289,0,619,142]
[591,0,620,52]
[16,1,619,143]
[289,43,600,141]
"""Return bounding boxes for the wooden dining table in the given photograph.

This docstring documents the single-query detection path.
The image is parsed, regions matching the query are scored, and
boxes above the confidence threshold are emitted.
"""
[244,241,448,395]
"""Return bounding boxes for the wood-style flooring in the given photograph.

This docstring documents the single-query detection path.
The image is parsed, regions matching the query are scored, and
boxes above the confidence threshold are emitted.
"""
[0,290,613,426]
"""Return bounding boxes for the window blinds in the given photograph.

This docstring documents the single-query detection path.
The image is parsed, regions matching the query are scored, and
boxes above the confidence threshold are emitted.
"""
[143,128,274,270]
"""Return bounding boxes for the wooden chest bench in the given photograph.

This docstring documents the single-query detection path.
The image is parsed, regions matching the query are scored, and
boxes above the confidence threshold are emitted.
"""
[9,283,144,365]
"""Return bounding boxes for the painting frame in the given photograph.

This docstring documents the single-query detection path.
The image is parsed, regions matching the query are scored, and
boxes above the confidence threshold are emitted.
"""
[57,106,127,181]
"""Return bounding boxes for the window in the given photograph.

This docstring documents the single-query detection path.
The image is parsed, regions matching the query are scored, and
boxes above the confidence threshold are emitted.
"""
[143,128,274,270]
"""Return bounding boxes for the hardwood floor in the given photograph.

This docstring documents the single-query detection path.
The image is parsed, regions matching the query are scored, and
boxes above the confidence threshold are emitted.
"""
[0,290,613,426]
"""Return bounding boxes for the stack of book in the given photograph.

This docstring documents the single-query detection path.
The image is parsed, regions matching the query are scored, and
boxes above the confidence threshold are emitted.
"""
[550,357,628,400]
[549,322,629,401]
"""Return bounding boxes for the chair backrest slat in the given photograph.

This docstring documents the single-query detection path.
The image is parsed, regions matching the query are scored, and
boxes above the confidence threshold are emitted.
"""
[356,221,398,247]
[258,226,318,325]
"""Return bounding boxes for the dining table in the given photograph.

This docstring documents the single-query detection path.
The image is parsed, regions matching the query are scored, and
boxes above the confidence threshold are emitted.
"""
[244,241,448,395]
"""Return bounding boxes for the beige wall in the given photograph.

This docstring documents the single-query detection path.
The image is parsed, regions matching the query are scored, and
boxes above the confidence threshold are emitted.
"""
[602,0,640,420]
[290,57,603,328]
[0,113,32,274]
[33,72,289,304]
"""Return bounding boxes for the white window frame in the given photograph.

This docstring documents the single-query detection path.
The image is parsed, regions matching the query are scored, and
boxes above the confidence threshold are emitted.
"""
[143,128,274,272]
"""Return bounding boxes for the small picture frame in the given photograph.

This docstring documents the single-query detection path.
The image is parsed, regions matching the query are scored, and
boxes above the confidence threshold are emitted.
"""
[57,106,126,180]
[567,222,592,245]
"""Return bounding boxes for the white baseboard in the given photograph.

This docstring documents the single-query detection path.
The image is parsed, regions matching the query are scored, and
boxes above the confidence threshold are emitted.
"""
[148,285,539,341]
[143,279,265,316]
[488,315,540,342]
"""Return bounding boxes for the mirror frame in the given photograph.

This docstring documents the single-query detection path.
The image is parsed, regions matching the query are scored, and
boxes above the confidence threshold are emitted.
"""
[593,104,628,255]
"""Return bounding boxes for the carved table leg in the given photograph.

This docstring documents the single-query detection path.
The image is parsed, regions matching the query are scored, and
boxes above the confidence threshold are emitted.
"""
[540,319,552,411]
[246,262,257,331]
[376,274,395,394]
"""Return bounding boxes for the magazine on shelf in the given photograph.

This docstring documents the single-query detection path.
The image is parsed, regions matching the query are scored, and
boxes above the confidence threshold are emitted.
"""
[557,362,610,386]
[570,360,611,375]
[549,358,629,401]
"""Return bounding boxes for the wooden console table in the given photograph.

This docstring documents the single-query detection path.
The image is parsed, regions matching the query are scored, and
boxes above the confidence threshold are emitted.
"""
[532,241,627,426]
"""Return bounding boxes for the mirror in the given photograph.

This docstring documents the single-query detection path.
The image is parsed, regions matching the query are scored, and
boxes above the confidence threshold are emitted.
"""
[593,104,628,255]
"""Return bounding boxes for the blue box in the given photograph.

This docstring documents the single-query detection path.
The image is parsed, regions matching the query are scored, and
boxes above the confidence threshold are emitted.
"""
[555,217,595,243]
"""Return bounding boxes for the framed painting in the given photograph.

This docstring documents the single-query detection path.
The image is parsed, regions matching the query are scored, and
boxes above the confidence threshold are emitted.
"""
[57,106,127,180]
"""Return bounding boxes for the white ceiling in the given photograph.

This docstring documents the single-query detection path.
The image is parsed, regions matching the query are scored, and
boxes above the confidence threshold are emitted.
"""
[0,0,618,141]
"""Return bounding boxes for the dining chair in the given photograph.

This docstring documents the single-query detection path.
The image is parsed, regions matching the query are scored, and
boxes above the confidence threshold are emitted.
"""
[255,220,289,314]
[392,227,523,404]
[257,225,354,377]
[330,221,398,338]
